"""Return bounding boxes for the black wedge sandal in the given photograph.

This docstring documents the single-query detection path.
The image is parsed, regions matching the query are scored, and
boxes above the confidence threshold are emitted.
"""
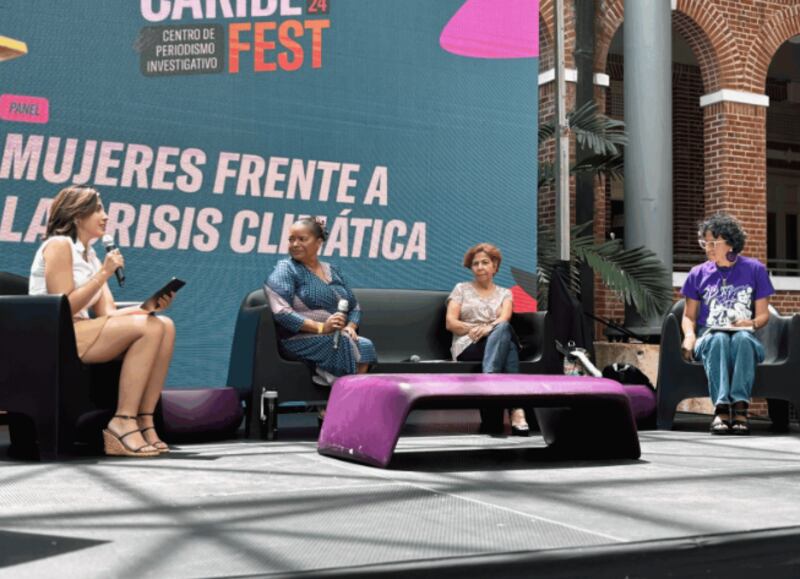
[137,413,170,453]
[710,404,731,435]
[103,415,160,457]
[731,403,751,435]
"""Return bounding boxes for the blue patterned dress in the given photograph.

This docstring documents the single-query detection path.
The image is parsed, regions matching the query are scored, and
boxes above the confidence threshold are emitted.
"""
[265,258,377,376]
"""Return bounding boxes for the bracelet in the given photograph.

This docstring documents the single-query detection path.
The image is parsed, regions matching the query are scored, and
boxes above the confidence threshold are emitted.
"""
[317,322,324,334]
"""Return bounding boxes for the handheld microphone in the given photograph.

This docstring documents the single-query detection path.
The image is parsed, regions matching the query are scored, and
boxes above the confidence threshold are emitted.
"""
[101,234,126,287]
[332,298,349,350]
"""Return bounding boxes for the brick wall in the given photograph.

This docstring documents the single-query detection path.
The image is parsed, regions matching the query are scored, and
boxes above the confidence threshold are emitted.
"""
[672,62,705,270]
[537,1,800,419]
[771,291,800,314]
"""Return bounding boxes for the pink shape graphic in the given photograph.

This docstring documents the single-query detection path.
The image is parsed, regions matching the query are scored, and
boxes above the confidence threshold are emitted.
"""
[440,0,539,59]
[0,94,49,124]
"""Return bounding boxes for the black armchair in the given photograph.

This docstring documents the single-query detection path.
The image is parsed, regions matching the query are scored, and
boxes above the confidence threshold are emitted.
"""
[0,271,120,459]
[656,299,800,430]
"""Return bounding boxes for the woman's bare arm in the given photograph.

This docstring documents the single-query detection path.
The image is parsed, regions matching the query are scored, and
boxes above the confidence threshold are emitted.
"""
[446,301,474,336]
[43,239,112,316]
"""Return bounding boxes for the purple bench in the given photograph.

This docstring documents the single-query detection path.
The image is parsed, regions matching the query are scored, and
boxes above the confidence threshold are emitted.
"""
[160,387,243,441]
[318,374,641,467]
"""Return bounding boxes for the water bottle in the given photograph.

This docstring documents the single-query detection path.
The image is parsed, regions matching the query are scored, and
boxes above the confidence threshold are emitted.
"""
[260,388,278,440]
[562,341,583,376]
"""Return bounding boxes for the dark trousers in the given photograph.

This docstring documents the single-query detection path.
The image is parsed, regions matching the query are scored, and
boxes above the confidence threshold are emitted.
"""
[457,323,530,432]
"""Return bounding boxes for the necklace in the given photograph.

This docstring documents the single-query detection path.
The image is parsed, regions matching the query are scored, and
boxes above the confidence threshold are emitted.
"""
[716,258,737,287]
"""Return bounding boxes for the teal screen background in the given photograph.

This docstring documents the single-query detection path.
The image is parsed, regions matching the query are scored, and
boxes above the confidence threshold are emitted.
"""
[0,0,539,387]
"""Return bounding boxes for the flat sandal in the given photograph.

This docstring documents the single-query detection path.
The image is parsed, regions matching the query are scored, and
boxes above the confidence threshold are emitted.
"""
[710,405,731,435]
[731,408,751,435]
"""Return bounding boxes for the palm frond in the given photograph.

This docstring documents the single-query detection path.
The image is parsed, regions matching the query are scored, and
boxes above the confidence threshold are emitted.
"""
[538,161,555,188]
[572,241,673,320]
[571,153,625,181]
[533,221,672,319]
[568,100,627,157]
[538,122,555,147]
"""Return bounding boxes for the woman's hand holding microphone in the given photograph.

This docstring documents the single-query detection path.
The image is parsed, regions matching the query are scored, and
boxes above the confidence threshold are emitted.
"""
[323,312,347,334]
[321,312,358,341]
[100,249,124,283]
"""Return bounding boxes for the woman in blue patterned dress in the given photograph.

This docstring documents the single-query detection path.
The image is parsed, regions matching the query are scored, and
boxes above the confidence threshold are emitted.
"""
[265,218,377,388]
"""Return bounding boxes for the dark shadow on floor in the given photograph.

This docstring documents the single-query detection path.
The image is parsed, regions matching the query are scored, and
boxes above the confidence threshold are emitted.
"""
[0,530,107,568]
[669,412,800,435]
[388,446,645,472]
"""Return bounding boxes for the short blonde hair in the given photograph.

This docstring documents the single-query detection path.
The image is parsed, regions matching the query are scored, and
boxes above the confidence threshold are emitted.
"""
[463,243,502,269]
[45,185,100,240]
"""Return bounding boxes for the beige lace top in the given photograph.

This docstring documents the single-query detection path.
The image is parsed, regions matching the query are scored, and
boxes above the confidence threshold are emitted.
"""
[447,282,512,360]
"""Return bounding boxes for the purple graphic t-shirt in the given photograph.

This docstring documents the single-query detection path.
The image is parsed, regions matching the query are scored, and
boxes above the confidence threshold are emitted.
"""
[681,256,774,328]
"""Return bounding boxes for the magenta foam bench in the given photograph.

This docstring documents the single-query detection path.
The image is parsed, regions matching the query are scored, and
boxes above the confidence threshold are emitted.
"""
[317,374,641,468]
[160,387,243,441]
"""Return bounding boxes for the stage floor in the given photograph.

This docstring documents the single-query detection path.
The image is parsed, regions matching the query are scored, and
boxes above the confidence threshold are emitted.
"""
[1,412,800,578]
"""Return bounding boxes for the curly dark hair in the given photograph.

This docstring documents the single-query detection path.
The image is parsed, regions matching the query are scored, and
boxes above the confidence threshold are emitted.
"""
[294,217,328,242]
[698,212,746,254]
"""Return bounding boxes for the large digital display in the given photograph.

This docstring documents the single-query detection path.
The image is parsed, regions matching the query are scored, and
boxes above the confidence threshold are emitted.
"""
[0,0,539,386]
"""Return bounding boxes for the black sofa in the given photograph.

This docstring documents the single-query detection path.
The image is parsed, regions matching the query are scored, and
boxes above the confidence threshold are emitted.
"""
[656,299,800,430]
[0,271,121,459]
[225,287,558,437]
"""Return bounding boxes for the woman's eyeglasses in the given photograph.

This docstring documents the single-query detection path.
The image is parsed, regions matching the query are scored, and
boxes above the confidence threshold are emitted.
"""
[698,239,724,250]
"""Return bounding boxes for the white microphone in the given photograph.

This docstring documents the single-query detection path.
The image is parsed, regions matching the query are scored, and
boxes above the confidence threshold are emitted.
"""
[101,234,126,287]
[332,298,349,350]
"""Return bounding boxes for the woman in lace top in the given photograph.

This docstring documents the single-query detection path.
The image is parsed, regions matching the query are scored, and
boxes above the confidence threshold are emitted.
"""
[445,243,530,436]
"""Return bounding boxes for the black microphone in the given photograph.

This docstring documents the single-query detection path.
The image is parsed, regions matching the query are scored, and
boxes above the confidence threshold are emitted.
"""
[332,298,349,350]
[101,234,126,287]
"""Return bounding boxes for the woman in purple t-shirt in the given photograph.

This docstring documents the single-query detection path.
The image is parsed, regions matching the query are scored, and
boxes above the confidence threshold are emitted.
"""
[680,213,774,435]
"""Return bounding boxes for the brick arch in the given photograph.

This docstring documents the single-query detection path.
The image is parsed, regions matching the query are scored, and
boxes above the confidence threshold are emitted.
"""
[673,0,738,91]
[594,0,735,93]
[594,0,624,74]
[749,4,800,93]
[537,0,576,70]
[539,7,553,70]
[671,12,719,93]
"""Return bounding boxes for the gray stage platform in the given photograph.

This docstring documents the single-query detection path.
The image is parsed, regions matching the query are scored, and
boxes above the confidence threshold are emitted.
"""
[1,412,800,578]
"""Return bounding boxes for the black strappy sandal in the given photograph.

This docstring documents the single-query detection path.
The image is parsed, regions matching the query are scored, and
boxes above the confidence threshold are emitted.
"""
[710,404,731,435]
[137,413,170,453]
[509,408,531,437]
[103,415,160,457]
[731,403,751,435]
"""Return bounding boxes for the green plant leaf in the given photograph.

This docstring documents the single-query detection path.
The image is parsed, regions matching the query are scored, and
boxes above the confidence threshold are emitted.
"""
[532,222,673,320]
[568,100,627,157]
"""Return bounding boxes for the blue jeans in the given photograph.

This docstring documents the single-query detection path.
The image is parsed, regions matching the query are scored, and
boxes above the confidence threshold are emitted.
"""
[483,321,520,373]
[693,329,765,406]
[458,322,520,373]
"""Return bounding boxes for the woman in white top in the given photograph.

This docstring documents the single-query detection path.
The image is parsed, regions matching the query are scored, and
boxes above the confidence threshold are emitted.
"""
[29,185,176,457]
[445,243,530,436]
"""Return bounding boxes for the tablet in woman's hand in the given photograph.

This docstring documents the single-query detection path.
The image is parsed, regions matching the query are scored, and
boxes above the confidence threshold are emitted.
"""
[141,277,186,312]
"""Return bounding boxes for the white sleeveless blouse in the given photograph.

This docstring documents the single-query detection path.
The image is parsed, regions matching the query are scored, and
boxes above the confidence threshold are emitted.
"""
[29,236,103,320]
